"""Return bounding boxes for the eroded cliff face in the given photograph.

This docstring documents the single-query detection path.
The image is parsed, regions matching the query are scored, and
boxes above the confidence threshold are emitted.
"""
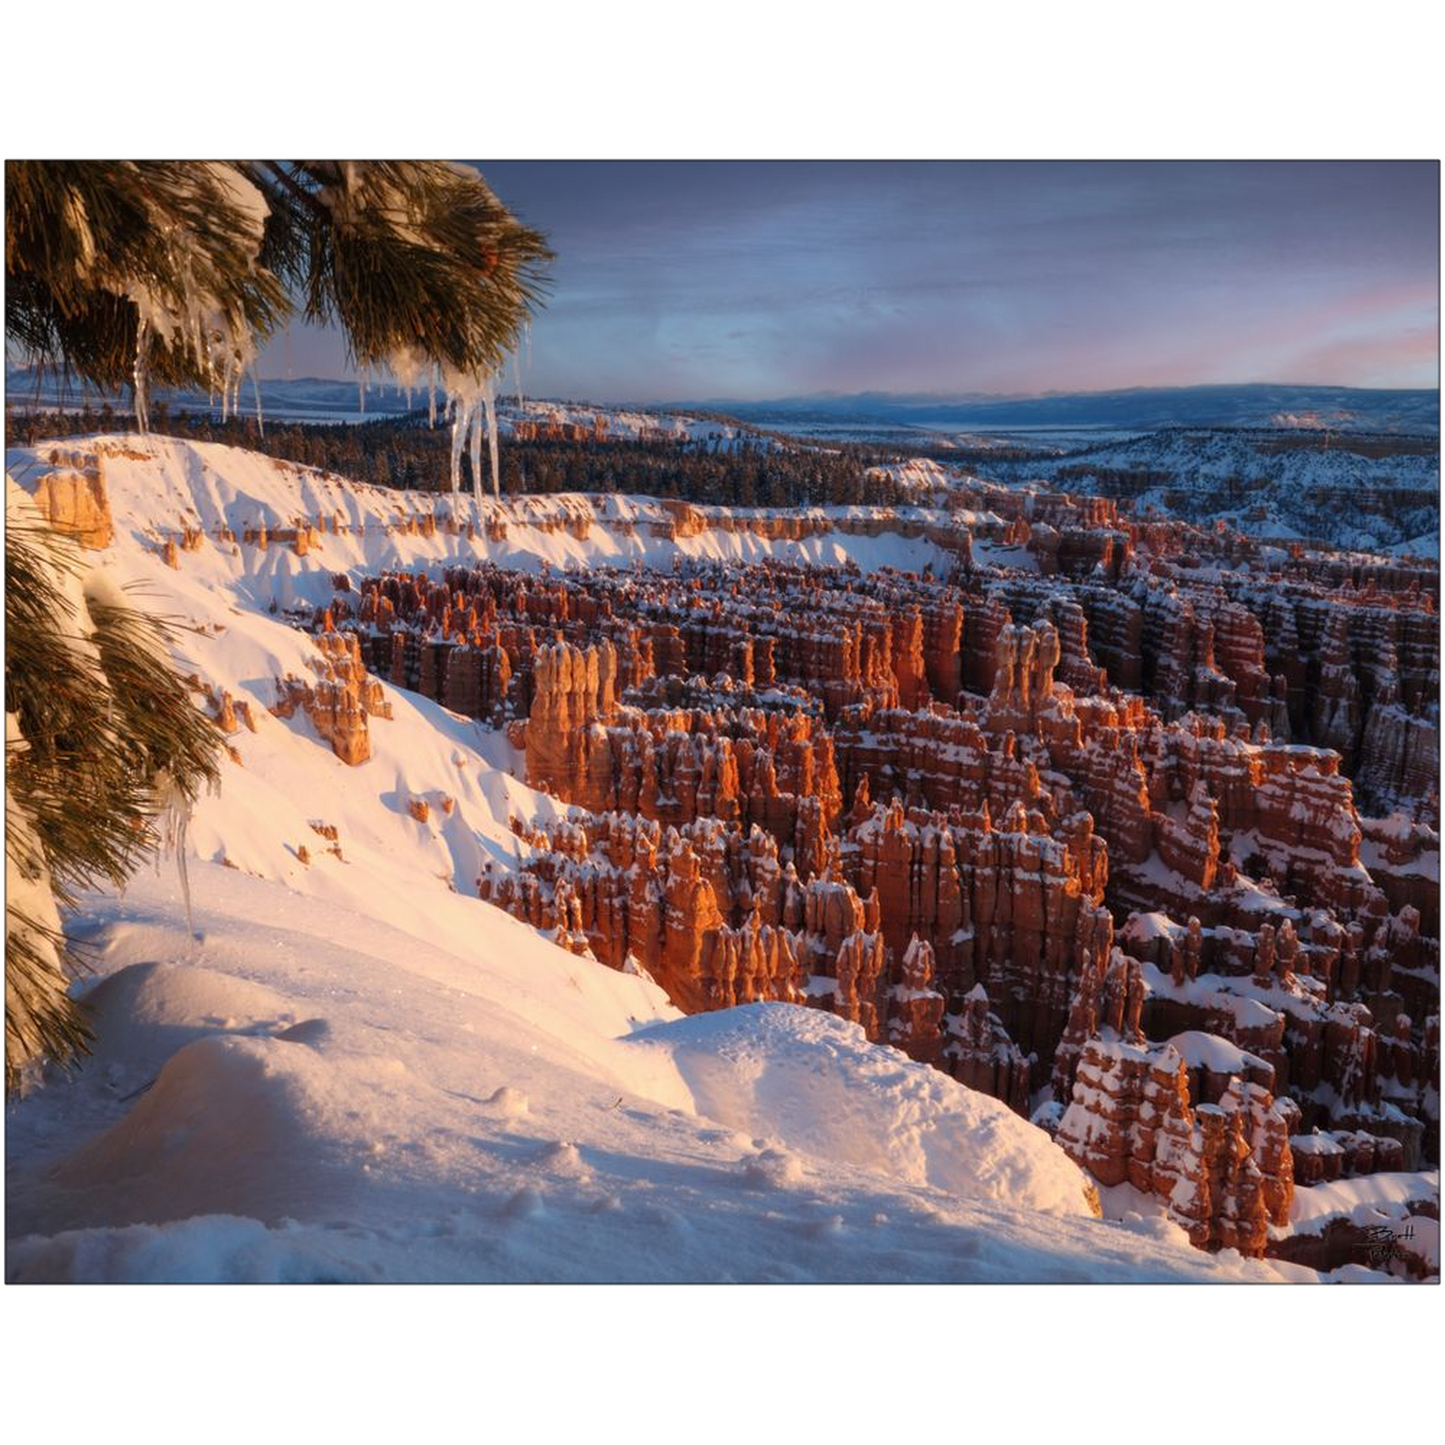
[282,484,1436,1261]
[26,445,116,548]
[271,630,391,766]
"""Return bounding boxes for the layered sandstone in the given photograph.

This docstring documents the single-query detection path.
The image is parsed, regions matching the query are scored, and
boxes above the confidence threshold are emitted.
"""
[30,448,114,548]
[272,631,390,766]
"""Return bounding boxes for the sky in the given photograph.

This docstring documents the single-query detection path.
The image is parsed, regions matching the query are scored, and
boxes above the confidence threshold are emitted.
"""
[259,161,1440,403]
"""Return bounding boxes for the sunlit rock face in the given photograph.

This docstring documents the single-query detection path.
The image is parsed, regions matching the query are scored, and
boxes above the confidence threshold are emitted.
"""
[311,481,1437,1258]
[26,445,115,548]
[271,630,390,766]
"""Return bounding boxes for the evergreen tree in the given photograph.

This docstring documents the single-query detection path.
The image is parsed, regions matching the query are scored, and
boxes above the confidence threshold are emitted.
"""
[7,161,551,411]
[5,160,552,1092]
[5,499,221,1093]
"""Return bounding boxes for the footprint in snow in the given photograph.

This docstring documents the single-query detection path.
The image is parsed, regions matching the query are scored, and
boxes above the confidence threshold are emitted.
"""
[276,1018,331,1049]
[501,1186,545,1220]
[638,1204,690,1233]
[696,1127,743,1146]
[486,1086,529,1118]
[741,1149,803,1190]
[534,1140,588,1178]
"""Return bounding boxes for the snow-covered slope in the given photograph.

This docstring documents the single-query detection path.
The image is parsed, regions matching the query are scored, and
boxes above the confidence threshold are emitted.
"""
[10,434,959,585]
[977,428,1439,552]
[4,434,1318,1282]
[503,398,773,449]
[10,866,1300,1284]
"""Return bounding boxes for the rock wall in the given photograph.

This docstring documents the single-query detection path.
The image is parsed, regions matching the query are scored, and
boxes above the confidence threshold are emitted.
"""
[28,447,115,548]
[271,631,390,766]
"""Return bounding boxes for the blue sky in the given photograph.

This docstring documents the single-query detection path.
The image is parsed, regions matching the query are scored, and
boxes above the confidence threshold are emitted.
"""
[259,161,1439,403]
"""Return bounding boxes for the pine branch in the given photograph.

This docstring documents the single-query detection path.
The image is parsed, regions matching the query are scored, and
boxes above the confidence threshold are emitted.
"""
[7,160,553,395]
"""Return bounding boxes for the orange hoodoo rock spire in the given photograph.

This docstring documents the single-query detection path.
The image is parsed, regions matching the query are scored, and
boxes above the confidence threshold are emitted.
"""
[308,484,1436,1263]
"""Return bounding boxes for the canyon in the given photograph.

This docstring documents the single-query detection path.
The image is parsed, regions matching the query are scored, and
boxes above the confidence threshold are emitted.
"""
[16,434,1438,1277]
[263,472,1440,1266]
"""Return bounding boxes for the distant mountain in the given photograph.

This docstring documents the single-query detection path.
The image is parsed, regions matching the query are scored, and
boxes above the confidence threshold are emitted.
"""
[10,370,1438,438]
[680,384,1440,436]
[4,368,421,423]
[969,426,1439,554]
[2,370,777,451]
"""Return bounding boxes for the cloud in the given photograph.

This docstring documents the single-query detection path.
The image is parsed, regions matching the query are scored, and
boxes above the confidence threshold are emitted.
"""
[260,161,1440,401]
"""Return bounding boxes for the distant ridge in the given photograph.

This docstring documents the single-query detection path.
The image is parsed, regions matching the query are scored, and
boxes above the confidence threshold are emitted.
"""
[8,370,1438,436]
[674,383,1440,435]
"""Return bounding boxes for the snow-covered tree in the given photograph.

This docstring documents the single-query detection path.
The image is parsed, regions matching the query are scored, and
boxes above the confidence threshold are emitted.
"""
[5,488,223,1091]
[5,161,551,1091]
[6,161,551,435]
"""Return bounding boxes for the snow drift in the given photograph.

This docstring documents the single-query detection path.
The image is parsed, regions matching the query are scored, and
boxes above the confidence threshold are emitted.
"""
[632,1004,1098,1218]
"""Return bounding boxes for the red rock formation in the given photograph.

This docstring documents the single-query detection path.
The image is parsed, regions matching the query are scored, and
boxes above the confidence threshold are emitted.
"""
[519,639,619,800]
[312,479,1435,1253]
[943,983,1032,1113]
[985,619,1061,732]
[886,935,945,1064]
[271,632,389,766]
[29,448,115,548]
[1056,1032,1292,1255]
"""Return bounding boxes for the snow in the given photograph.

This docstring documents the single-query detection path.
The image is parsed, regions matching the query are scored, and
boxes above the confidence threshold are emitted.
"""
[6,865,1297,1284]
[1140,961,1294,1032]
[1164,1030,1270,1076]
[975,428,1439,552]
[8,434,957,582]
[1093,1179,1195,1249]
[630,1004,1095,1217]
[1284,1172,1440,1275]
[1388,532,1440,559]
[1288,1132,1346,1157]
[1288,1171,1440,1233]
[4,432,1327,1283]
[1122,910,1180,943]
[1358,834,1439,881]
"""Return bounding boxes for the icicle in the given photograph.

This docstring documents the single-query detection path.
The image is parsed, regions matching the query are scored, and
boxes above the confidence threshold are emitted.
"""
[428,366,438,428]
[174,814,196,942]
[481,376,500,498]
[156,773,198,942]
[133,317,151,434]
[359,374,367,418]
[449,396,468,493]
[251,365,265,439]
[441,369,503,499]
[469,399,485,510]
[513,348,525,417]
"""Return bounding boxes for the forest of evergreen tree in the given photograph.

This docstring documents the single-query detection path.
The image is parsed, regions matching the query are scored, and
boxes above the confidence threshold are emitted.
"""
[7,405,938,509]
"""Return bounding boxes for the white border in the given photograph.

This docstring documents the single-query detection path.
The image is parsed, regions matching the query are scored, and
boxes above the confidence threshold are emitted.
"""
[4,2,1440,1437]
